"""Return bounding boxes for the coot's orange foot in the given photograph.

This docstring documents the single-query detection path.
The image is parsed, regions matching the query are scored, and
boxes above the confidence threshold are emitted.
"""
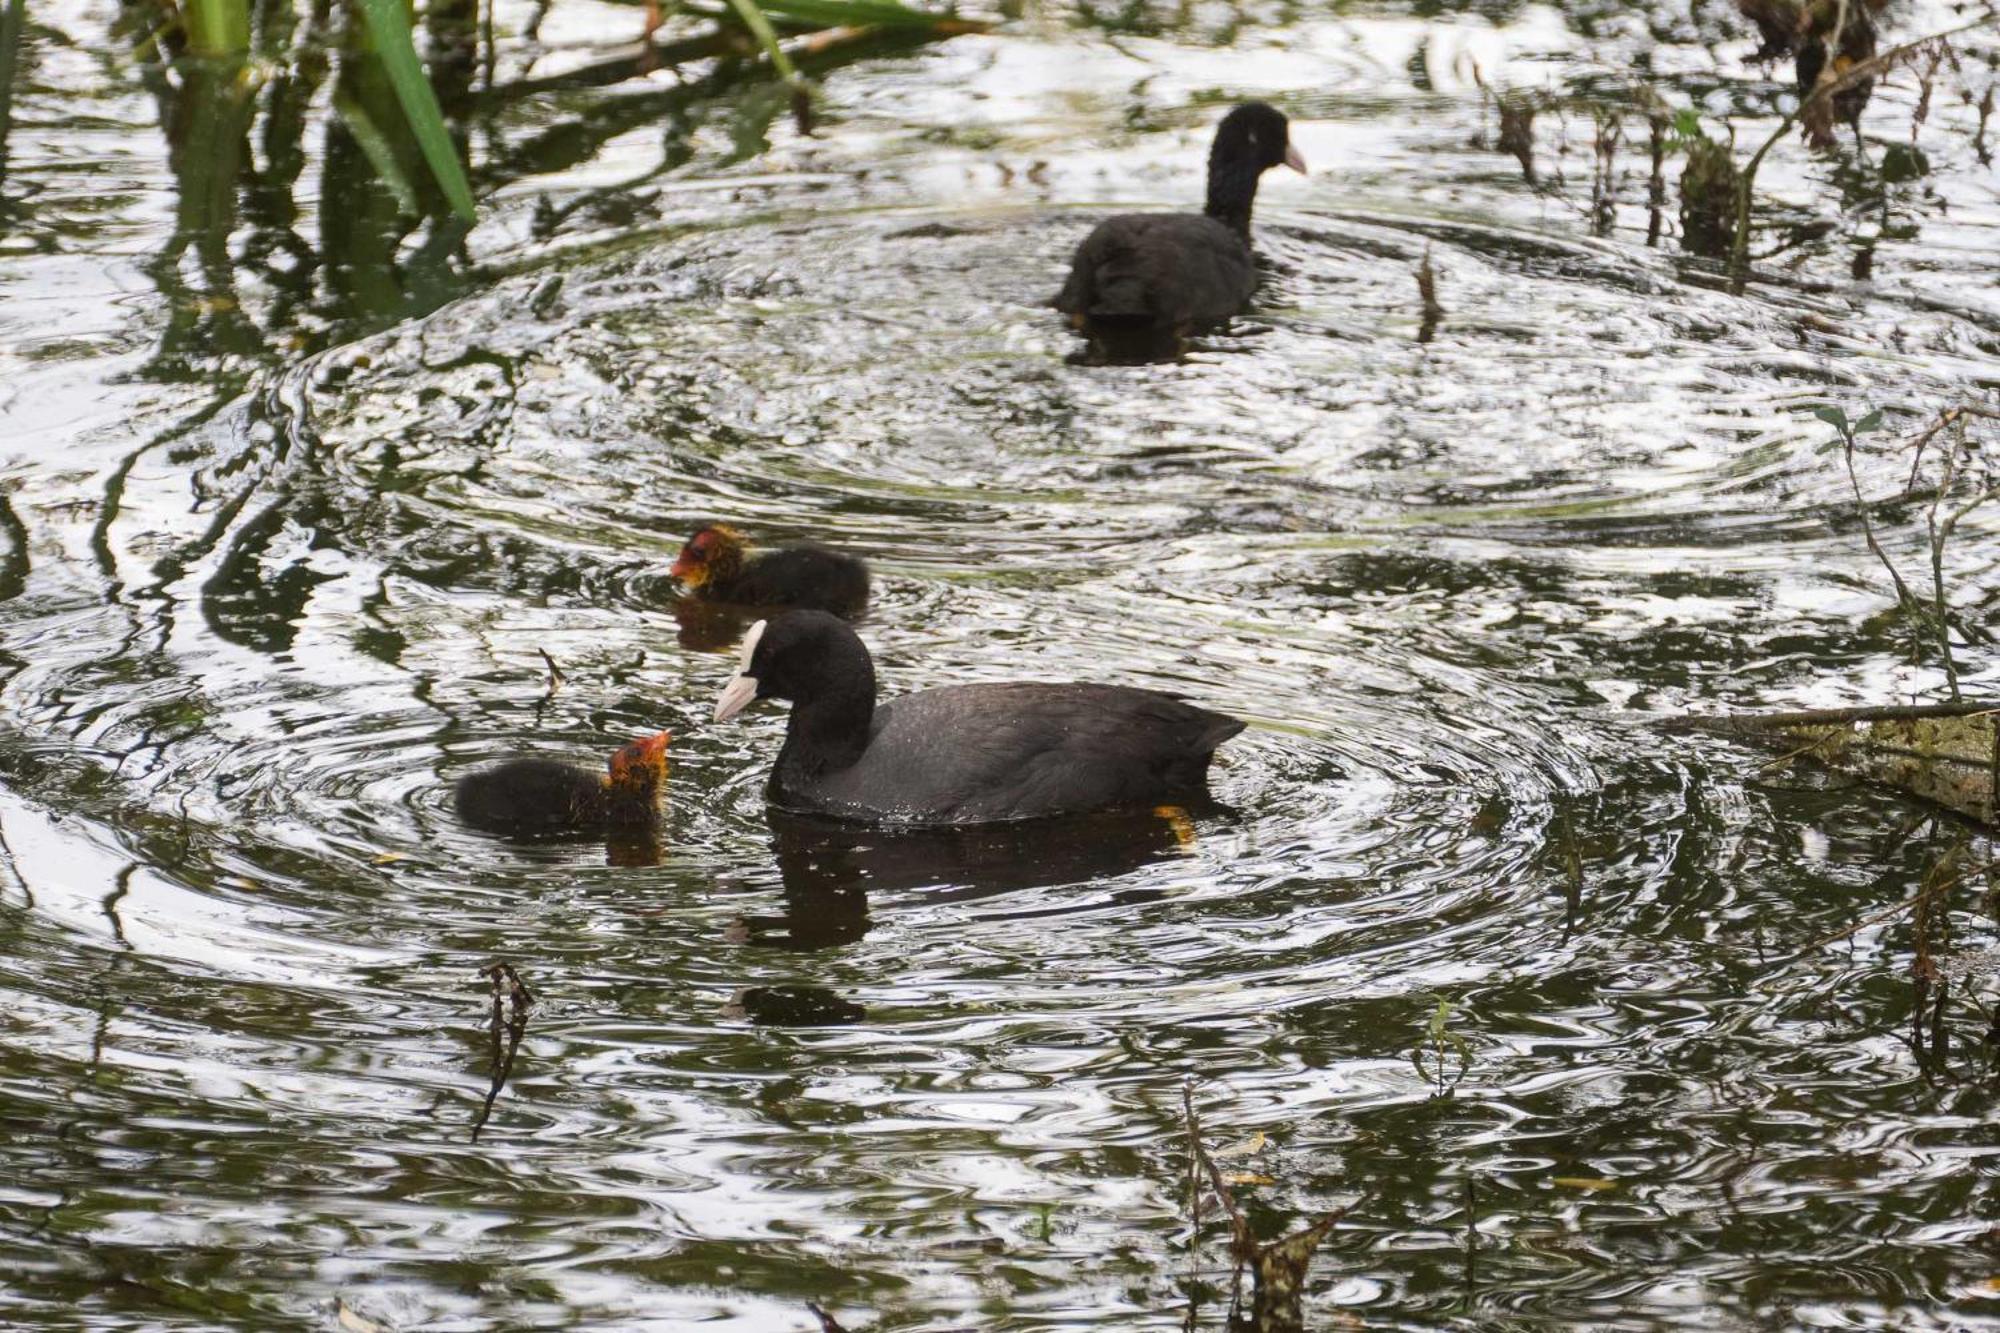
[1153,805,1198,848]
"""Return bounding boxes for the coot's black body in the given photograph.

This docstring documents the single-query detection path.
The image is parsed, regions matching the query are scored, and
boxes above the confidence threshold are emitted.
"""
[454,733,669,835]
[712,612,1244,826]
[672,524,869,618]
[1055,102,1303,345]
[1057,213,1260,331]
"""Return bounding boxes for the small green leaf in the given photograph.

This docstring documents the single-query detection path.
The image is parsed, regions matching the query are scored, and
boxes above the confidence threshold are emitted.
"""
[1854,408,1884,434]
[1812,405,1849,430]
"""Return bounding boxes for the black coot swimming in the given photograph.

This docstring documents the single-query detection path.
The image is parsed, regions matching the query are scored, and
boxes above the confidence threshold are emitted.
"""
[1054,101,1304,352]
[454,731,670,835]
[710,611,1245,826]
[671,523,869,617]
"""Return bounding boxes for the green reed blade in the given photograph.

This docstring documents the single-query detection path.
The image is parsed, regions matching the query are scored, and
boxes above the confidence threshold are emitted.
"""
[354,0,476,221]
[749,0,983,29]
[182,0,250,57]
[332,87,424,215]
[0,0,28,180]
[719,0,799,83]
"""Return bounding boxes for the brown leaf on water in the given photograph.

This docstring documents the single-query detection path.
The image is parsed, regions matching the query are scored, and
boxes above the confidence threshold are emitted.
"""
[370,852,407,866]
[1212,1130,1268,1159]
[336,1299,388,1333]
[1553,1176,1618,1192]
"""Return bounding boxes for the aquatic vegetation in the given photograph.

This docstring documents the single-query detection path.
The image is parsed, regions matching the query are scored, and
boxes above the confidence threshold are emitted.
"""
[1817,402,2000,696]
[1677,132,1740,258]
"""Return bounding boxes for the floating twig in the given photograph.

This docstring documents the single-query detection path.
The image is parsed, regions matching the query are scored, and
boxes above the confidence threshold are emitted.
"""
[538,648,565,698]
[806,1304,849,1333]
[1416,246,1443,344]
[472,962,534,1141]
[1181,1082,1354,1332]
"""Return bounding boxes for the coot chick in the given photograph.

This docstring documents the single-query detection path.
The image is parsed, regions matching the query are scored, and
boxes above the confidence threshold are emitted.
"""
[671,523,870,617]
[1739,0,1884,145]
[454,731,670,835]
[711,612,1244,826]
[1055,101,1304,352]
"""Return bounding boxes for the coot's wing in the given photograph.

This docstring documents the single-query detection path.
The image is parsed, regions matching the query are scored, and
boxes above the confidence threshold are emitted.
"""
[849,683,1244,823]
[1055,214,1256,328]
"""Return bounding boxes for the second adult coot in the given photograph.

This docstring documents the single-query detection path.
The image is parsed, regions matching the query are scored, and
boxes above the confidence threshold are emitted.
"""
[1055,101,1304,350]
[710,611,1244,826]
[671,523,869,617]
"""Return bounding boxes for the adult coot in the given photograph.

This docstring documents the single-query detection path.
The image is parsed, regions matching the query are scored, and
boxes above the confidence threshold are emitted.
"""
[1054,101,1304,349]
[672,523,870,617]
[455,731,669,835]
[711,612,1244,825]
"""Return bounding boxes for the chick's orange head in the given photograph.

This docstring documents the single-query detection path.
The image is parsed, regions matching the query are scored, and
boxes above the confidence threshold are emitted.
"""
[669,524,744,585]
[606,730,671,789]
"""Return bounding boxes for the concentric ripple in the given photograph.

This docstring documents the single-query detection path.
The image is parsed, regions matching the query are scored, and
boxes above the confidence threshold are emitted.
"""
[2,2,1999,1329]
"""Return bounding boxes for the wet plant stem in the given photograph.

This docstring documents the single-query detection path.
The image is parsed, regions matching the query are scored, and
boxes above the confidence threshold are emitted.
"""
[1833,413,1938,674]
[1728,8,2000,294]
[1800,856,2000,953]
[0,0,26,187]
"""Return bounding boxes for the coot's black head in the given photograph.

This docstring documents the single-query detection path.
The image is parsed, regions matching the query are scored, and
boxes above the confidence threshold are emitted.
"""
[670,522,747,589]
[1211,101,1305,177]
[712,610,876,722]
[1205,102,1305,235]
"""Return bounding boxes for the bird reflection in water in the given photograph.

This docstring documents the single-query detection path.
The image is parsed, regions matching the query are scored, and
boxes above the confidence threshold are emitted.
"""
[734,805,1206,952]
[669,595,753,652]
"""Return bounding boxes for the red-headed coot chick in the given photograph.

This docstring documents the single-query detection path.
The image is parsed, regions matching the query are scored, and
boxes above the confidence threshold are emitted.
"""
[455,731,669,835]
[711,612,1244,826]
[671,523,869,617]
[1055,102,1304,349]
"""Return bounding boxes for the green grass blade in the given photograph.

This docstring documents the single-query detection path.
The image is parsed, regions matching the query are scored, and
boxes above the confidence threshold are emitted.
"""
[354,0,476,221]
[0,0,29,177]
[331,88,424,215]
[182,0,250,58]
[718,0,799,83]
[749,0,984,29]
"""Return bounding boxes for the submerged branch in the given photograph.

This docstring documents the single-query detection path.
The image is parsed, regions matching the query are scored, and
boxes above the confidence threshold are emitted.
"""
[472,962,534,1140]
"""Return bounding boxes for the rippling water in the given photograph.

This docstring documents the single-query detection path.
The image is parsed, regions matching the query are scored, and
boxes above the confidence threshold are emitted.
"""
[3,0,1999,1327]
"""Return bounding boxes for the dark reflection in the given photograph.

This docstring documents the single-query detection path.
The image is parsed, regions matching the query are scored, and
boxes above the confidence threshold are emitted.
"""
[737,806,1200,950]
[604,826,667,867]
[0,0,24,199]
[460,821,666,867]
[727,985,866,1027]
[1066,322,1193,366]
[668,593,756,652]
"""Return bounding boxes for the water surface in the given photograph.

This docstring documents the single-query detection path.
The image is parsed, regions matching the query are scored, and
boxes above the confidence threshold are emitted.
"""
[2,0,1999,1327]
